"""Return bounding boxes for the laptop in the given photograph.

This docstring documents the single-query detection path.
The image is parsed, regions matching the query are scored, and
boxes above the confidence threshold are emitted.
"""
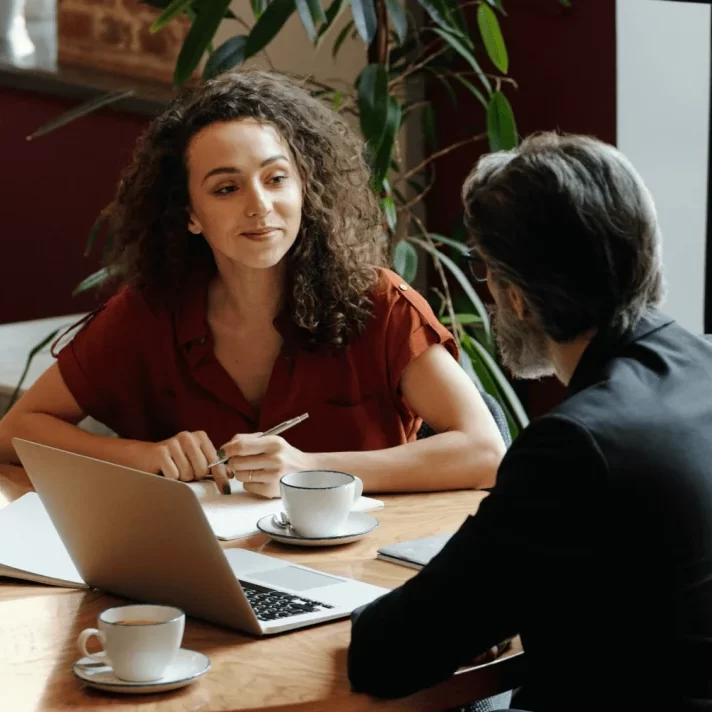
[12,438,389,635]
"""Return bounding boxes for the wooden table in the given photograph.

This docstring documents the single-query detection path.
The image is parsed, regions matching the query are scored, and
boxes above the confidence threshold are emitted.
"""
[0,464,524,711]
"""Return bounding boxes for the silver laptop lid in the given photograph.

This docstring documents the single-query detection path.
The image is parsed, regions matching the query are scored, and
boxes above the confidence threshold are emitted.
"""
[12,438,261,633]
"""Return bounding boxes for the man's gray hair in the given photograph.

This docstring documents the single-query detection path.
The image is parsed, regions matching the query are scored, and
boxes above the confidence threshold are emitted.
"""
[462,132,665,342]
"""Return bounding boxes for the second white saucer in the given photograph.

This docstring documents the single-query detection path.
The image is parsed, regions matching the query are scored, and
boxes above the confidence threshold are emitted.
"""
[257,511,379,547]
[72,648,210,694]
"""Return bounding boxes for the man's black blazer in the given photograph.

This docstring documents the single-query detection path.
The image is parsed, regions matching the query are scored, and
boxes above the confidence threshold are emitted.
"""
[348,311,712,711]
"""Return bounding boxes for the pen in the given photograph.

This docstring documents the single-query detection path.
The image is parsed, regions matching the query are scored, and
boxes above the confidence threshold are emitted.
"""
[206,413,310,470]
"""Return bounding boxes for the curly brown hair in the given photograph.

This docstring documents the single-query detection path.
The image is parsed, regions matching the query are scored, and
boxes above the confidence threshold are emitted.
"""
[106,70,386,349]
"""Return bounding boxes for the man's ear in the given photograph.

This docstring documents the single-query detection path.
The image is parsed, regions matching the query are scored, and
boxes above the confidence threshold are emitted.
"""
[507,284,527,320]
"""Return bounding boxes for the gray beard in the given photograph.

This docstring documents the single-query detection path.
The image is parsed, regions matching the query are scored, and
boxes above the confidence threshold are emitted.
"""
[491,300,556,380]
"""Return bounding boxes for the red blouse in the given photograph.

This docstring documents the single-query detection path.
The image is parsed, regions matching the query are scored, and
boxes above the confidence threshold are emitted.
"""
[56,268,456,453]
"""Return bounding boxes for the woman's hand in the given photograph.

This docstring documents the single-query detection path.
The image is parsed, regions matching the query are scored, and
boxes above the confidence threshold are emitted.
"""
[219,433,317,498]
[129,431,231,494]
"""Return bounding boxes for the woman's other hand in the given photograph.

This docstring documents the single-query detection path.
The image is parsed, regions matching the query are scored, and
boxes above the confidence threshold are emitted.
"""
[131,430,231,494]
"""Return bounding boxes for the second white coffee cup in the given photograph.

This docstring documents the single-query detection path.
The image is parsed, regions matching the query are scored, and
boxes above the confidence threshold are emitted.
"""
[76,604,184,682]
[280,470,363,538]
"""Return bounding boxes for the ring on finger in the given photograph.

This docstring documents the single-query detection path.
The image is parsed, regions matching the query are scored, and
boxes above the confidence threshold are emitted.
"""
[248,470,254,483]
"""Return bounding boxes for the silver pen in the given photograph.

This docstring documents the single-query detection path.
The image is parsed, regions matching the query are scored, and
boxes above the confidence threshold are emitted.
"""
[206,413,309,470]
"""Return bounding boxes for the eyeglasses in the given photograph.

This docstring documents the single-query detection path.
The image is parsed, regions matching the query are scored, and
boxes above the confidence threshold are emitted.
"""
[461,250,488,283]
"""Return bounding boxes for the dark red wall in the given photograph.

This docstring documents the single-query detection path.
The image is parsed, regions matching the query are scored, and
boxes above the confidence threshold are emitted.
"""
[425,0,617,417]
[1,87,150,324]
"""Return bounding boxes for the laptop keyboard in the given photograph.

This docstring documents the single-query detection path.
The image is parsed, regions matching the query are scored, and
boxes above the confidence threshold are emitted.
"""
[240,581,335,622]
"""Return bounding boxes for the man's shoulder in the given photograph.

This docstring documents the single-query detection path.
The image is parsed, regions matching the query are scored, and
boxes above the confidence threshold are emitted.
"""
[501,411,607,480]
[535,328,712,483]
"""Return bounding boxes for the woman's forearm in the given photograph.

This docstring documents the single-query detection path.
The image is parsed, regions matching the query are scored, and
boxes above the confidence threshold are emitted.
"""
[0,412,143,468]
[311,430,503,493]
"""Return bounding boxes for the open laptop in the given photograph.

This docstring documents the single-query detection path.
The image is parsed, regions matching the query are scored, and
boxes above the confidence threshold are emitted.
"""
[12,438,388,635]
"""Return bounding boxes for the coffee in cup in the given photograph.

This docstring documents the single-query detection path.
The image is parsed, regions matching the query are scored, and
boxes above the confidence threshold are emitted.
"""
[76,604,184,682]
[280,470,363,538]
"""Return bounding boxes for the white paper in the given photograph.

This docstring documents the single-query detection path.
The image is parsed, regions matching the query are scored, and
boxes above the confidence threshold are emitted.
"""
[186,480,384,540]
[0,493,86,587]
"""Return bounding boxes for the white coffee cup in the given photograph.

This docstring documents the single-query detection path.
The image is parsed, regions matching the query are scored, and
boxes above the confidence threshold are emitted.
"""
[280,470,363,538]
[76,604,185,682]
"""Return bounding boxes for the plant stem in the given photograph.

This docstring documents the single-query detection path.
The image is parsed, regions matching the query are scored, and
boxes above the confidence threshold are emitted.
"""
[390,43,446,88]
[445,71,518,88]
[400,100,430,120]
[368,0,389,65]
[397,131,487,184]
[397,170,435,212]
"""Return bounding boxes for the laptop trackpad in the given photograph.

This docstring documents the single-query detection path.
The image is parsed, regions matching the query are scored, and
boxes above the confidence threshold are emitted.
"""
[248,566,342,591]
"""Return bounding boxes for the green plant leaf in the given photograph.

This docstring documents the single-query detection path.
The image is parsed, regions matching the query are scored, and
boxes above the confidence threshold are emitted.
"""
[174,0,232,85]
[142,0,236,18]
[318,0,347,38]
[421,102,436,150]
[72,267,110,296]
[559,0,571,6]
[460,331,520,439]
[388,35,417,67]
[84,214,105,257]
[393,240,419,283]
[415,0,463,37]
[424,67,457,106]
[429,232,467,252]
[469,336,529,431]
[2,327,63,416]
[245,0,295,60]
[385,0,407,44]
[448,0,468,36]
[483,0,505,15]
[411,237,491,337]
[357,63,389,152]
[380,195,398,232]
[296,0,318,40]
[487,90,517,151]
[308,0,327,26]
[202,34,248,79]
[440,313,482,325]
[453,74,488,109]
[332,90,342,109]
[477,3,508,74]
[251,0,267,18]
[350,0,378,45]
[430,28,492,93]
[25,90,134,140]
[331,18,354,57]
[150,0,194,32]
[460,331,497,392]
[295,0,326,41]
[371,96,401,187]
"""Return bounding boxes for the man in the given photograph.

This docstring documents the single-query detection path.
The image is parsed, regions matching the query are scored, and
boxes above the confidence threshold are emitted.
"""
[348,133,712,711]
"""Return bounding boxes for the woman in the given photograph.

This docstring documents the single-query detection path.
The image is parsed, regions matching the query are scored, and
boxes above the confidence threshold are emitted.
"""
[0,71,504,497]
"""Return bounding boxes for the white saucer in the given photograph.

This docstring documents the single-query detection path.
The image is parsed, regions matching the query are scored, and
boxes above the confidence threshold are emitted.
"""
[256,511,379,547]
[72,648,210,694]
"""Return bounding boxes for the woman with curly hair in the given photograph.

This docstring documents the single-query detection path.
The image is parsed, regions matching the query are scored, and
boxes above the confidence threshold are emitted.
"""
[0,70,504,497]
